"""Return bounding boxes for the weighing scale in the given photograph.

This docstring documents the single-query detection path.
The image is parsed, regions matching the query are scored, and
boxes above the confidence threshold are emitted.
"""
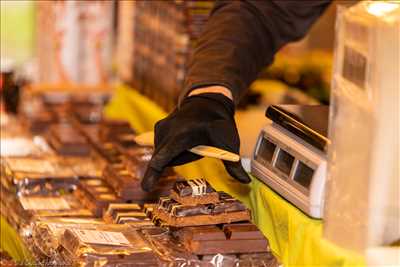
[251,105,329,218]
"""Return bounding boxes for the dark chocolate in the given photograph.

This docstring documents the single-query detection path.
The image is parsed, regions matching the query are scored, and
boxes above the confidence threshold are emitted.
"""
[212,199,247,215]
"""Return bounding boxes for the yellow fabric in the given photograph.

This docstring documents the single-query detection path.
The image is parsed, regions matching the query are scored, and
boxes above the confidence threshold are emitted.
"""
[0,216,32,262]
[105,85,366,267]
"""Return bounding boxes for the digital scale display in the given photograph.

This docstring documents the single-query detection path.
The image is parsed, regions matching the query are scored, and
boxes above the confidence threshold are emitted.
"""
[251,105,329,218]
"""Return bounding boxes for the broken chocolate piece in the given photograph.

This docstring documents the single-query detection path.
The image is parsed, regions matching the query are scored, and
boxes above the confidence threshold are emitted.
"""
[173,179,215,197]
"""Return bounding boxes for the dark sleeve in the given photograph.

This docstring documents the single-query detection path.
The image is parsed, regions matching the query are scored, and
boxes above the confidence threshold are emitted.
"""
[180,0,332,104]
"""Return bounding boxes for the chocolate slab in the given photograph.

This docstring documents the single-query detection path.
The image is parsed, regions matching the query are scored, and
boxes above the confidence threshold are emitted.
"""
[212,198,247,215]
[48,124,91,156]
[174,224,269,255]
[176,226,226,241]
[152,207,250,227]
[170,190,219,205]
[223,224,266,240]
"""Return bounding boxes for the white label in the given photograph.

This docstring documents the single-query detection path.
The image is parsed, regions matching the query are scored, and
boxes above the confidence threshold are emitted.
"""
[71,229,130,246]
[19,196,70,210]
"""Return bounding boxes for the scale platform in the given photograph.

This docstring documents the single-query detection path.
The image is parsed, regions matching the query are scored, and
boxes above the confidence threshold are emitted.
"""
[251,105,329,218]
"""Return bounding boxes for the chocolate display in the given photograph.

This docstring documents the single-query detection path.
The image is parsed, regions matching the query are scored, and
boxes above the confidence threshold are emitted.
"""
[171,179,220,205]
[103,203,143,223]
[2,83,280,266]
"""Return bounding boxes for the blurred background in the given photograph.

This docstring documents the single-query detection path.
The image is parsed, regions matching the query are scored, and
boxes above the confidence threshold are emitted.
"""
[0,0,357,156]
[1,0,356,108]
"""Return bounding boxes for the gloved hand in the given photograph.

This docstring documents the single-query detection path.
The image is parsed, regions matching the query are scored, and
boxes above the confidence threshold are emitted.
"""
[141,93,251,192]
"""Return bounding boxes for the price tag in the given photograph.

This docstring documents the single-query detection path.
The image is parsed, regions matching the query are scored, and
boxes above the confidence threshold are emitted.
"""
[71,229,130,246]
[19,196,70,210]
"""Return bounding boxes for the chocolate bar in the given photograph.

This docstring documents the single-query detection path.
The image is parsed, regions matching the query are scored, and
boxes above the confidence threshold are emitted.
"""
[103,203,142,223]
[22,110,58,134]
[171,179,219,205]
[152,195,250,227]
[103,160,179,202]
[48,124,91,156]
[223,224,265,240]
[99,119,135,142]
[1,157,77,194]
[175,223,269,255]
[63,156,106,178]
[95,142,124,163]
[75,178,121,217]
[60,226,158,265]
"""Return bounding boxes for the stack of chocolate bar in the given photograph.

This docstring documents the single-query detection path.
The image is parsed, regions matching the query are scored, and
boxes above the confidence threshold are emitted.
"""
[103,203,153,227]
[74,178,122,217]
[120,1,214,111]
[152,179,251,227]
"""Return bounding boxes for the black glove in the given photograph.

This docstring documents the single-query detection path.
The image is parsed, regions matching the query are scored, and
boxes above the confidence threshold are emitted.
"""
[141,93,251,192]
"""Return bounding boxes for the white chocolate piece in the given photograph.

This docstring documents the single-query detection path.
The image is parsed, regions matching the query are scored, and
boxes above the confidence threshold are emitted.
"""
[134,132,240,162]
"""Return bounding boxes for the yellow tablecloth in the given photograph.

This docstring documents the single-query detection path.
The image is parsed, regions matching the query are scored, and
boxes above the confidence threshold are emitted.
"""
[0,216,32,262]
[105,85,366,267]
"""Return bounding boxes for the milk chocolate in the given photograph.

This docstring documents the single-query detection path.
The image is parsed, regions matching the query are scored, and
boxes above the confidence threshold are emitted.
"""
[175,224,269,255]
[223,224,265,240]
[152,206,250,227]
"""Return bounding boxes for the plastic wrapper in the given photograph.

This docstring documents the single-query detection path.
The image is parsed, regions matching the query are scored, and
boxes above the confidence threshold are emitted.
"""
[0,156,77,195]
[324,2,400,253]
[59,224,159,266]
[2,193,93,230]
[26,219,106,260]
